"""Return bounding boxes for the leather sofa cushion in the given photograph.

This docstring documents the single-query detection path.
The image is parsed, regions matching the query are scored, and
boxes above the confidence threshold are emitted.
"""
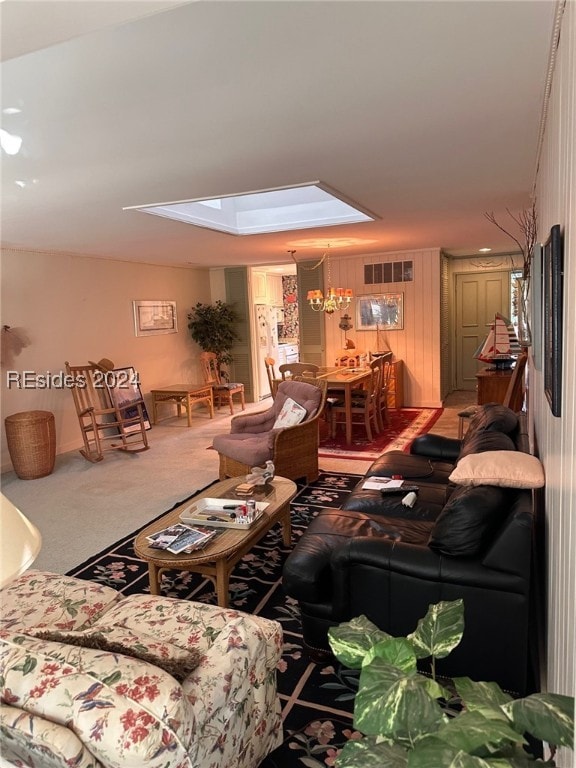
[463,403,518,442]
[428,484,511,557]
[457,430,516,461]
[365,450,454,486]
[342,482,449,520]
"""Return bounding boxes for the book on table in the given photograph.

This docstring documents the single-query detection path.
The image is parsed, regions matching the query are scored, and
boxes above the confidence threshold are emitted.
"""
[147,523,218,554]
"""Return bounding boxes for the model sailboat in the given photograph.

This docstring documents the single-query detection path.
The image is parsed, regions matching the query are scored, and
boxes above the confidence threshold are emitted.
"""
[474,313,522,369]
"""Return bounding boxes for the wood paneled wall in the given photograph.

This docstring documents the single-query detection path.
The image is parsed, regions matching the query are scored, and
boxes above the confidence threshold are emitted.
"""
[325,248,442,407]
[532,0,576,738]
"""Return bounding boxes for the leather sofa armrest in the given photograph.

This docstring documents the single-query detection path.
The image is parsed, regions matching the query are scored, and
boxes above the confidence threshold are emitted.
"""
[329,537,529,621]
[410,434,462,460]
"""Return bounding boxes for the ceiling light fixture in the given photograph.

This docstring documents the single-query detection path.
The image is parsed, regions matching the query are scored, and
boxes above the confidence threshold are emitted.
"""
[292,246,353,315]
[0,129,22,156]
[479,247,492,253]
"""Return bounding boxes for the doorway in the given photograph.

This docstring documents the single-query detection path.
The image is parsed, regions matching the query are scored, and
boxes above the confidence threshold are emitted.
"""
[249,263,299,401]
[454,270,511,390]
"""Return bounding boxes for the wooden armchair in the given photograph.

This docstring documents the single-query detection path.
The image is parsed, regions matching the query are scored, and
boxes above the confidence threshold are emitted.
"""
[65,361,149,462]
[200,351,245,415]
[212,376,327,483]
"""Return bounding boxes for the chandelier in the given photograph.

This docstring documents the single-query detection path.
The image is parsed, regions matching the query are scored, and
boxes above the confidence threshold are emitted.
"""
[304,246,353,315]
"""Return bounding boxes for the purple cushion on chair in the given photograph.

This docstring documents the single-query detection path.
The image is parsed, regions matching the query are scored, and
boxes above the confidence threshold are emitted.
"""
[212,432,274,466]
[213,379,323,467]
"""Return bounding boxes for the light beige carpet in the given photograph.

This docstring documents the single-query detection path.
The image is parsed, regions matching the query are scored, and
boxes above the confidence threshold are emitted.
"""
[0,402,372,574]
[1,393,468,575]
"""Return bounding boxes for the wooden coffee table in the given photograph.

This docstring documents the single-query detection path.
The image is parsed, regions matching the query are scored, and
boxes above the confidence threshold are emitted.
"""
[134,476,298,607]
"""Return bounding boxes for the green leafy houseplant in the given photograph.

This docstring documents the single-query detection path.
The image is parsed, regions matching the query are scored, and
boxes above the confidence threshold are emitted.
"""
[328,600,574,767]
[187,300,240,378]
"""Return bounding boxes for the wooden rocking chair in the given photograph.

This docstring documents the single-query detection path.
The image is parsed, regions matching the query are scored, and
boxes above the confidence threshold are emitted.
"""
[65,361,150,462]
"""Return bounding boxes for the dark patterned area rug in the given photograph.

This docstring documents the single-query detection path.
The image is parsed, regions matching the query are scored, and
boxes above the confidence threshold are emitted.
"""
[67,471,363,768]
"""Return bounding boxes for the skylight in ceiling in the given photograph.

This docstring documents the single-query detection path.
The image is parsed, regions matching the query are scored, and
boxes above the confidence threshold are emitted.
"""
[123,182,377,236]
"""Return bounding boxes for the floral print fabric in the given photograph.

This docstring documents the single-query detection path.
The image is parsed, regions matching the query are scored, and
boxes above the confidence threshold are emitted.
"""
[0,573,283,768]
[0,570,121,634]
[0,702,102,768]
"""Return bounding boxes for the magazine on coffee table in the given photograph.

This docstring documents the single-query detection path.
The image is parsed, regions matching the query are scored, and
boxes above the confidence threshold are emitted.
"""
[147,523,218,553]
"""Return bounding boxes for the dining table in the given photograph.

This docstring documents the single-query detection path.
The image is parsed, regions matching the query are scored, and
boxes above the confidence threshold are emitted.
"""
[312,366,372,446]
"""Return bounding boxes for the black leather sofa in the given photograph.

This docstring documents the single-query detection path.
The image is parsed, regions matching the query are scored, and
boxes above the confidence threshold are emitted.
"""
[283,404,542,695]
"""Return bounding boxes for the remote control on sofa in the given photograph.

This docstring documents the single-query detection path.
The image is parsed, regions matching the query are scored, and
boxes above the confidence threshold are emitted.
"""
[380,485,419,494]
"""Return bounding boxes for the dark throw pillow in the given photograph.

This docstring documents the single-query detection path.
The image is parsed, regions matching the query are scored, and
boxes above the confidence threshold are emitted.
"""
[464,404,518,442]
[33,629,202,682]
[428,485,509,557]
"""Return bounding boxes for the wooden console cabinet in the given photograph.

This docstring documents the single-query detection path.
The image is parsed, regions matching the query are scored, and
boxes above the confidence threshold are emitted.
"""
[476,368,512,405]
[387,360,404,408]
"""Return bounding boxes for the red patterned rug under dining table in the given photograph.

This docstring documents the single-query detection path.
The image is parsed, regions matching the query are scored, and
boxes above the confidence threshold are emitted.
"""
[318,407,443,460]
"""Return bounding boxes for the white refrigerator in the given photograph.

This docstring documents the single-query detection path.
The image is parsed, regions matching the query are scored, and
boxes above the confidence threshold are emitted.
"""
[255,305,281,399]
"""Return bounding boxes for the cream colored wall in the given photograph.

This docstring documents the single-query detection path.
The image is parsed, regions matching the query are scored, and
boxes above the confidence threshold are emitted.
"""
[326,248,442,407]
[1,248,211,467]
[532,0,576,736]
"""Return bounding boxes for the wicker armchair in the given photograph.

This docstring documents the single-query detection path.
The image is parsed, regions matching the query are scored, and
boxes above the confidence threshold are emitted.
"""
[212,377,327,484]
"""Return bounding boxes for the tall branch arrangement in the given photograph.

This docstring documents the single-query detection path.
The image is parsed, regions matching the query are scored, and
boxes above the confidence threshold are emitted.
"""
[484,203,537,279]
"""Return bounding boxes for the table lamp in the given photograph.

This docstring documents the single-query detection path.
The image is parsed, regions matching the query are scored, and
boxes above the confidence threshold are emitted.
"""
[0,493,42,588]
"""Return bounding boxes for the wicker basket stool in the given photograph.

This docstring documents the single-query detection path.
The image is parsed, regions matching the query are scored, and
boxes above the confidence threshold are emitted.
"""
[4,410,56,480]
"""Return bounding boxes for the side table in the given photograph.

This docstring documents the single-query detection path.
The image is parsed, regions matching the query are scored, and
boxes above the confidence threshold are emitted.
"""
[151,384,214,427]
[475,369,513,405]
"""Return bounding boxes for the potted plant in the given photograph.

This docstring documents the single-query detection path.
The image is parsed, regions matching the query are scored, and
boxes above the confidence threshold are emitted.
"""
[187,300,240,380]
[328,600,574,767]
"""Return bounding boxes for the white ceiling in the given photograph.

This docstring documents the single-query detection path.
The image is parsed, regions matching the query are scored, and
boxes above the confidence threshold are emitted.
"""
[1,0,555,270]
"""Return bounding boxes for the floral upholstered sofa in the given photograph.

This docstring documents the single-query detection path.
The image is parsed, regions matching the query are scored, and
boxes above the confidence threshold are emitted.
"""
[0,570,283,768]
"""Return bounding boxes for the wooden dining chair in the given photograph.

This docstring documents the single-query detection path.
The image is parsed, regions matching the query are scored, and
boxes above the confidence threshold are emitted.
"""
[330,357,382,441]
[199,351,246,415]
[264,356,280,398]
[377,359,394,431]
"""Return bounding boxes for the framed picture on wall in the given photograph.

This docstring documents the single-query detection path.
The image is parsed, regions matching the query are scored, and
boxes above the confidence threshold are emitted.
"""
[356,293,404,331]
[133,300,178,336]
[543,224,563,417]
